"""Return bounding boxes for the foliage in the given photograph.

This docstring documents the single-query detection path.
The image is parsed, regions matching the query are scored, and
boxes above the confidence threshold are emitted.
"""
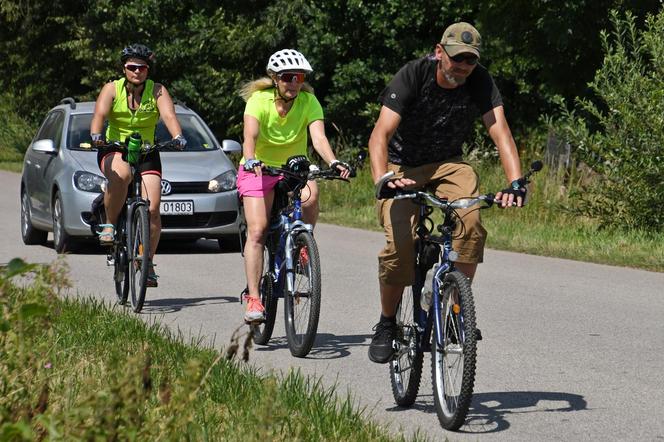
[553,10,664,232]
[471,0,661,132]
[4,1,660,144]
[0,95,34,159]
[0,258,410,440]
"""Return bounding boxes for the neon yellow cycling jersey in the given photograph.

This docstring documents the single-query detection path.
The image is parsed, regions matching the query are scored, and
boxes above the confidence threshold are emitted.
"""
[242,88,324,167]
[106,78,159,144]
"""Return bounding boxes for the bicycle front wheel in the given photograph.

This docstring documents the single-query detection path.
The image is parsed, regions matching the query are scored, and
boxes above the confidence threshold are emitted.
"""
[284,231,321,357]
[113,215,129,304]
[252,240,278,345]
[431,270,477,431]
[389,284,424,406]
[129,204,150,313]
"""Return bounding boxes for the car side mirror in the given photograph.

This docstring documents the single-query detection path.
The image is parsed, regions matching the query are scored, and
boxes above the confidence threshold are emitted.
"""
[32,139,57,154]
[221,139,242,153]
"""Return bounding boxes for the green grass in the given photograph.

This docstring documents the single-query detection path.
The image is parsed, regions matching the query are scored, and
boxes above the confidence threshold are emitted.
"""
[1,259,421,441]
[319,162,663,272]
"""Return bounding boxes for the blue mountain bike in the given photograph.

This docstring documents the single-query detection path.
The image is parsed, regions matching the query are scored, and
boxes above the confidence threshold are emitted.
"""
[376,161,542,430]
[247,155,352,357]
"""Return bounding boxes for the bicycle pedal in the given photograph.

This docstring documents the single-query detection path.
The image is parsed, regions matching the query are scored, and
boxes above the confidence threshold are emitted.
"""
[106,255,114,266]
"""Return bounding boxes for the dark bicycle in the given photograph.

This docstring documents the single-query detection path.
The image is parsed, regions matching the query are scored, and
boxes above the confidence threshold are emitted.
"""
[376,161,542,430]
[90,135,179,313]
[247,155,353,357]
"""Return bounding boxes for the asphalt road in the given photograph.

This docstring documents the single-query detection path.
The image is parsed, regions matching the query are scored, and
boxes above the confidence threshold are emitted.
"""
[4,169,664,441]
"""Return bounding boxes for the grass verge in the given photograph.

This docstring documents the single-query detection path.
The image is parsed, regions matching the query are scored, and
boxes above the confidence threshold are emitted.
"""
[319,161,663,272]
[0,259,419,441]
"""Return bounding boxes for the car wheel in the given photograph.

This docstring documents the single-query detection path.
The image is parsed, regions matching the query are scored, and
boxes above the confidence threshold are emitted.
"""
[52,191,74,254]
[21,189,48,245]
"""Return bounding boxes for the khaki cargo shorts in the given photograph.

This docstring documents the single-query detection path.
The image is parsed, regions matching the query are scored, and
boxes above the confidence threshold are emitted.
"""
[377,159,487,286]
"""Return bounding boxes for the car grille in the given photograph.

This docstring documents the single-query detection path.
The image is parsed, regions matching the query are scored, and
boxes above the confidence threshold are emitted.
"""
[162,211,237,228]
[168,182,209,194]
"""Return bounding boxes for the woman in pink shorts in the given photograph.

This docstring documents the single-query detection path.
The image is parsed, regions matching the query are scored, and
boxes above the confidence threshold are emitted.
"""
[238,49,350,323]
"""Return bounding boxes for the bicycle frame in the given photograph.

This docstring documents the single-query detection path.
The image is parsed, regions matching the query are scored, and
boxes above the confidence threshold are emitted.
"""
[267,195,314,298]
[404,201,460,354]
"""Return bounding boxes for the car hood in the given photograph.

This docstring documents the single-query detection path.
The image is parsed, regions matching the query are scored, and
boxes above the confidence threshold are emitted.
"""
[68,149,236,182]
[161,151,235,182]
[69,150,101,175]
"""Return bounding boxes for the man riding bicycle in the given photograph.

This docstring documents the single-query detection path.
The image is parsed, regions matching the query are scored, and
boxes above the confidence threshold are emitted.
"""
[237,49,350,323]
[90,43,186,287]
[367,22,526,363]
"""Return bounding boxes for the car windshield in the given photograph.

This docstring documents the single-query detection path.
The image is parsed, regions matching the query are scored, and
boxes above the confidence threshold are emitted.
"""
[67,113,219,152]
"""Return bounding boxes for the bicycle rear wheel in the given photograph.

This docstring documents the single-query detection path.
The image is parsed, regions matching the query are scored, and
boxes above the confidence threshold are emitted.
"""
[431,270,477,431]
[129,204,150,313]
[284,231,321,357]
[252,240,278,345]
[113,213,129,304]
[389,284,424,406]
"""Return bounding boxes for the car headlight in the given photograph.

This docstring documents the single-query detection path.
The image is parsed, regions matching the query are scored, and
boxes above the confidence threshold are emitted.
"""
[208,170,237,193]
[74,171,107,193]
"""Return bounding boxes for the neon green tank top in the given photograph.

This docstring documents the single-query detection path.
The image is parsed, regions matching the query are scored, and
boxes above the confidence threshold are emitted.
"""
[106,79,159,144]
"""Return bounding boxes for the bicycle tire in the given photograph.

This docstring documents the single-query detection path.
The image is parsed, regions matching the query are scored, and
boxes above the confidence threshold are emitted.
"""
[284,231,321,357]
[252,241,278,345]
[113,213,129,304]
[431,270,477,431]
[129,204,150,313]
[389,284,424,406]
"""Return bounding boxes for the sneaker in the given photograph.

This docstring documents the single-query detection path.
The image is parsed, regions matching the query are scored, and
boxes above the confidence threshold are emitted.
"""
[243,294,265,323]
[368,320,397,364]
[146,261,158,288]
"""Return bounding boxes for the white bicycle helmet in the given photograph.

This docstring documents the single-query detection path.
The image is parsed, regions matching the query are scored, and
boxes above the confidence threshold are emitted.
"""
[266,49,313,74]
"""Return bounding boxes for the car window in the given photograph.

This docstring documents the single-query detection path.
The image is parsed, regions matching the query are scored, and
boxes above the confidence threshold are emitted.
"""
[67,112,218,152]
[154,114,218,151]
[34,111,65,147]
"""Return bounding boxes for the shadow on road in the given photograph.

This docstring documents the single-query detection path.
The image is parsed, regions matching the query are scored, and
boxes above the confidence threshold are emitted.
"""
[35,238,239,255]
[387,390,587,434]
[142,295,238,313]
[253,332,372,359]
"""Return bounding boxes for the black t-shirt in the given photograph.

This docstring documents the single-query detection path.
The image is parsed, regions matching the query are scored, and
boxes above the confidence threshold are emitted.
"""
[378,55,503,167]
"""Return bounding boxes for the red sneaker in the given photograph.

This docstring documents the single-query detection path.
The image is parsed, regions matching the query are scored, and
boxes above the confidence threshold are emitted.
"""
[243,294,265,323]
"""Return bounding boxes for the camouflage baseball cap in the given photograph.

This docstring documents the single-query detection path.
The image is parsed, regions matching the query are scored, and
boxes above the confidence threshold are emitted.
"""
[440,22,481,58]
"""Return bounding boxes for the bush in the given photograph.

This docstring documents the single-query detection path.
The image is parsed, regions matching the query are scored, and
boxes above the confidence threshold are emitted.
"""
[553,10,664,232]
[0,96,34,159]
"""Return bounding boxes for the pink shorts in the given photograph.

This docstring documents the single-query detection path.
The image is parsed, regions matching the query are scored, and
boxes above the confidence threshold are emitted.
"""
[236,167,283,198]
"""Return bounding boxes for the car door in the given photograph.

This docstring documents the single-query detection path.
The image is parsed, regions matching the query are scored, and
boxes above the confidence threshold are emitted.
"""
[28,111,65,220]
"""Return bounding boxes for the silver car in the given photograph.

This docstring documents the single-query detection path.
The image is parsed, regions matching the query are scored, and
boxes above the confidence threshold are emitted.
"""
[20,98,243,253]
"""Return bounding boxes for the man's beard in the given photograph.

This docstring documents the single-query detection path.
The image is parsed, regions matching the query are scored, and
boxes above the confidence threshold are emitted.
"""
[443,68,467,86]
[439,60,467,86]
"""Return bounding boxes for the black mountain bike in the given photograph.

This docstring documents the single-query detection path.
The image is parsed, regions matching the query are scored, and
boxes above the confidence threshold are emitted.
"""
[248,155,353,357]
[91,137,178,313]
[376,161,542,430]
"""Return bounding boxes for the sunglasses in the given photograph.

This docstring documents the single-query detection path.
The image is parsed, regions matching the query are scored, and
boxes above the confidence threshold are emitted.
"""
[277,72,306,84]
[124,63,149,73]
[443,47,479,65]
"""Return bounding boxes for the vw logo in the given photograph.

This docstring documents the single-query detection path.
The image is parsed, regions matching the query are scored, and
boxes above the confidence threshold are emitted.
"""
[161,180,172,195]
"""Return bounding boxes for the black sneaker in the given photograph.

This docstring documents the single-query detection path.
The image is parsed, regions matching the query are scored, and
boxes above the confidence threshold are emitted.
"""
[368,321,397,364]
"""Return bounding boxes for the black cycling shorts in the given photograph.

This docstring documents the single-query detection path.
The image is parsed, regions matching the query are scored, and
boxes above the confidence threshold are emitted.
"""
[97,146,162,176]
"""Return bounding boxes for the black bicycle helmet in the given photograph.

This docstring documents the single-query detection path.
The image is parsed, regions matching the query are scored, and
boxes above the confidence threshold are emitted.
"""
[120,43,155,67]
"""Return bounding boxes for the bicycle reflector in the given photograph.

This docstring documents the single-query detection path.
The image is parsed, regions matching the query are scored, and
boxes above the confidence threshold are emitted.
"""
[285,155,310,174]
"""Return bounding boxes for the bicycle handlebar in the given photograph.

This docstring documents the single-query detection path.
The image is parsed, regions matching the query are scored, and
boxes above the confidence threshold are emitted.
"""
[263,165,353,182]
[376,160,543,209]
[98,138,181,154]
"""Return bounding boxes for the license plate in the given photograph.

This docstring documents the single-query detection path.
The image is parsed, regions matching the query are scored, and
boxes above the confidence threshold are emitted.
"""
[160,200,194,215]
